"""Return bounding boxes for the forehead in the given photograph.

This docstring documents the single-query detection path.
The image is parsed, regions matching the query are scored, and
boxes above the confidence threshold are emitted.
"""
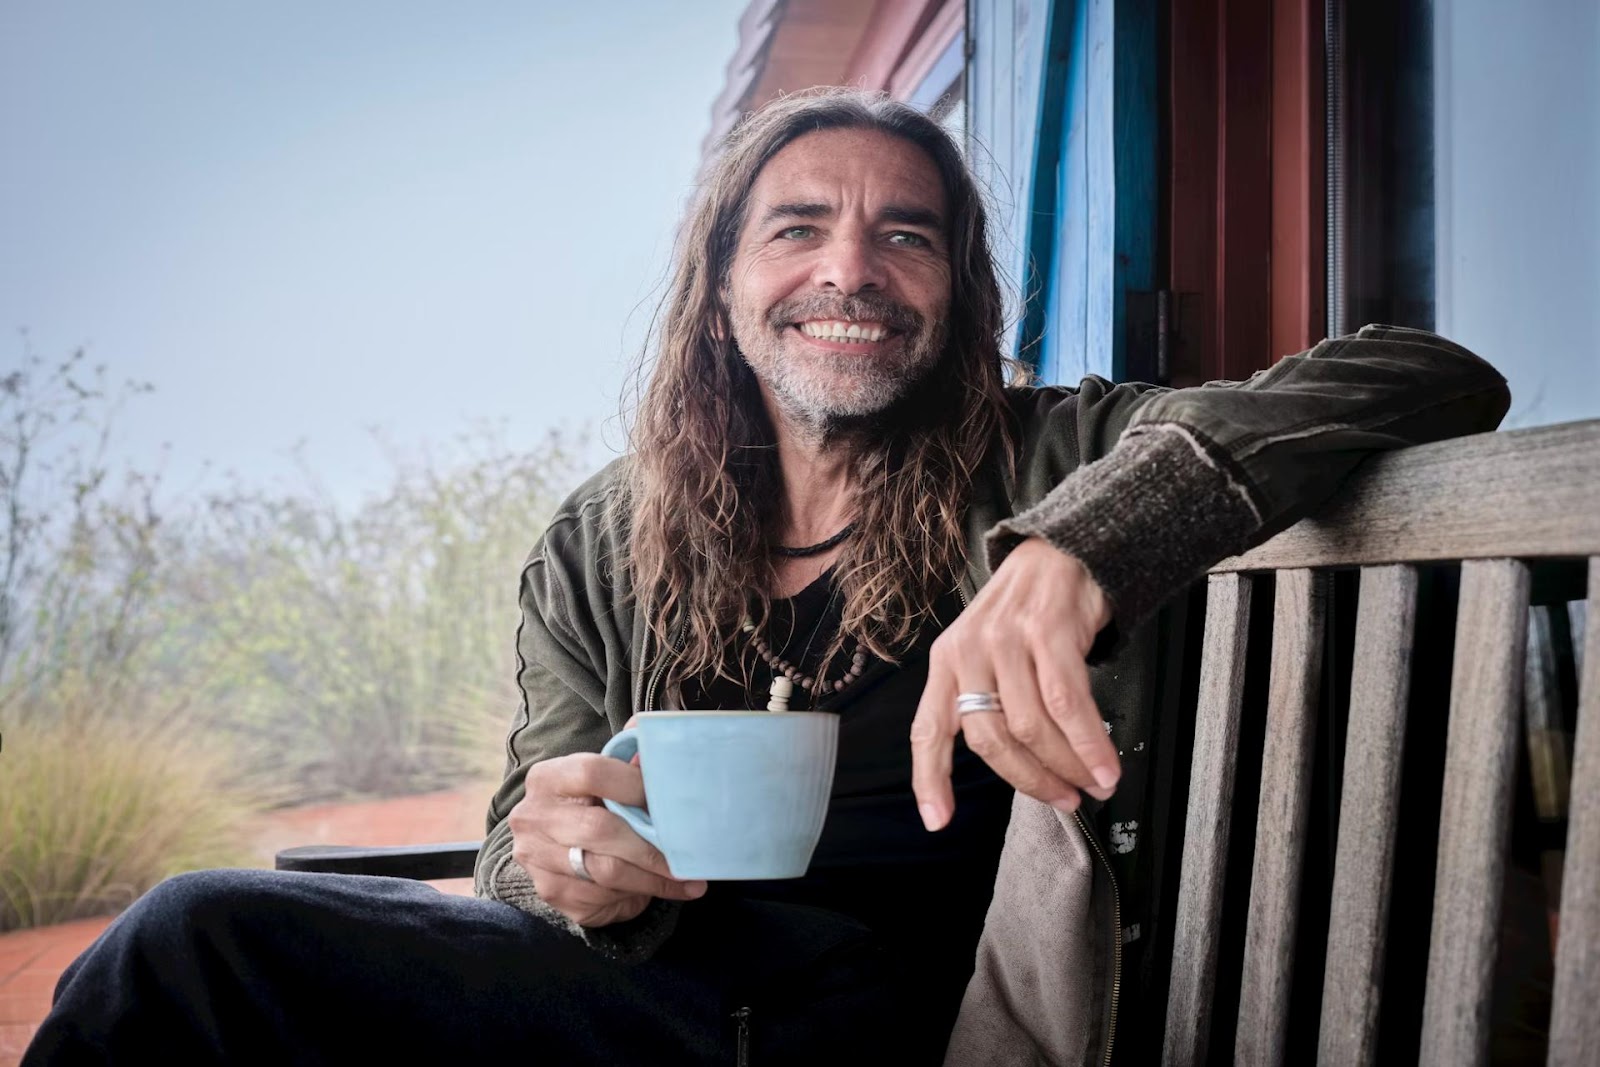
[745,127,947,218]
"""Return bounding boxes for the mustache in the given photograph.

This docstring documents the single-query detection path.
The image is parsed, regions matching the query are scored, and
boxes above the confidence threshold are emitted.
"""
[764,293,925,334]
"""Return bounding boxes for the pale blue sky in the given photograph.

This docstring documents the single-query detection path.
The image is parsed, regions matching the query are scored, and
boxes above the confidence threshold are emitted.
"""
[1,2,748,505]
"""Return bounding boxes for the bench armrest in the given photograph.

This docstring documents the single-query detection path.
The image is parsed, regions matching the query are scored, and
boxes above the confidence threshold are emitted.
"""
[273,841,482,881]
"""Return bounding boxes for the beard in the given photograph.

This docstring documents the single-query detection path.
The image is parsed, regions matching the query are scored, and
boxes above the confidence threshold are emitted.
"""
[729,291,948,437]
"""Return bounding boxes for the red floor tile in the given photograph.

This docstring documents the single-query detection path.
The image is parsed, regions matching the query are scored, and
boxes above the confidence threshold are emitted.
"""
[0,1021,39,1066]
[0,954,40,984]
[0,995,51,1027]
[0,974,55,999]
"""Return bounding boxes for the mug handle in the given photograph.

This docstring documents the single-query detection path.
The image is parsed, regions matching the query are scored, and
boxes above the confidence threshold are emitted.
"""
[599,729,659,848]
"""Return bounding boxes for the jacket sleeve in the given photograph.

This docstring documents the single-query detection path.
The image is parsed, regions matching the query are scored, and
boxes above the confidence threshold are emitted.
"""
[988,325,1511,637]
[473,517,682,961]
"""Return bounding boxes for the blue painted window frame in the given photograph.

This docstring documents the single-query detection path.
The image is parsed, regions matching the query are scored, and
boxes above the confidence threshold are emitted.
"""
[983,0,1158,386]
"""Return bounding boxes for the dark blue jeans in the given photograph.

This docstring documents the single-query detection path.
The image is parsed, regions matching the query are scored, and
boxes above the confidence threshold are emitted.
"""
[23,869,925,1065]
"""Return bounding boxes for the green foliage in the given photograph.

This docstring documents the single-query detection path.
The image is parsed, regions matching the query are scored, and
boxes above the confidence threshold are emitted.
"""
[167,429,580,800]
[3,348,578,799]
[0,700,255,933]
[0,345,159,705]
[1,340,583,931]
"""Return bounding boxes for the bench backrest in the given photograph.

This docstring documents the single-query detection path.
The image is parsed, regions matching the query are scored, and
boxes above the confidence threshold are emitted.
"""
[1160,419,1600,1066]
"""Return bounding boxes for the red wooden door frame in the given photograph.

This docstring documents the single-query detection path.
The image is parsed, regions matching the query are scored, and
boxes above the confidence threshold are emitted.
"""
[1167,0,1324,385]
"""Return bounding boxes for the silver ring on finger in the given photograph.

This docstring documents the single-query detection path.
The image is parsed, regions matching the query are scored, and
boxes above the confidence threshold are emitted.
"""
[567,845,594,883]
[955,691,1004,715]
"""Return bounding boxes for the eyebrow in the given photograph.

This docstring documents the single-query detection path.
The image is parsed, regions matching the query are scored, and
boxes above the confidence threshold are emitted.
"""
[755,201,946,230]
[757,202,831,227]
[879,205,944,229]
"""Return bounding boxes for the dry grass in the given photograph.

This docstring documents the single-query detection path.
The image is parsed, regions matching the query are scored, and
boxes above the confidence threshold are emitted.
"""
[1,356,580,930]
[0,708,257,932]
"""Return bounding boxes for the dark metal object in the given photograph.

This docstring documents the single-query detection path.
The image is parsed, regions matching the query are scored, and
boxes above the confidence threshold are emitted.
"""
[1325,0,1347,338]
[274,841,481,880]
[1127,290,1199,385]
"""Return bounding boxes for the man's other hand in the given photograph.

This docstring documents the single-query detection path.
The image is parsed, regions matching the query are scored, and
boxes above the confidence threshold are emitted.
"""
[510,749,708,927]
[910,537,1118,831]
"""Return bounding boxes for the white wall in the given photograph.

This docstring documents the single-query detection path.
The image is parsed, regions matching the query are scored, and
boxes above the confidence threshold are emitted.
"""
[1435,0,1600,428]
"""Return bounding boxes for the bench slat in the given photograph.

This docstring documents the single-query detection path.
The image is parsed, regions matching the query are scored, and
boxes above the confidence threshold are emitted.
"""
[1212,421,1600,572]
[1317,564,1419,1065]
[1164,572,1253,1067]
[1235,569,1327,1067]
[1419,558,1530,1066]
[1549,559,1600,1065]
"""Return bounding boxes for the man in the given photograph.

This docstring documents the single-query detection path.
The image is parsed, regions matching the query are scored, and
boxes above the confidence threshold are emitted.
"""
[27,88,1507,1065]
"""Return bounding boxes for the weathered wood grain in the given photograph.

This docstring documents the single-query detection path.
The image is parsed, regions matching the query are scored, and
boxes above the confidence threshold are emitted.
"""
[1163,572,1253,1067]
[1549,560,1600,1065]
[1419,559,1530,1066]
[1212,421,1600,572]
[1235,569,1327,1067]
[1317,564,1419,1065]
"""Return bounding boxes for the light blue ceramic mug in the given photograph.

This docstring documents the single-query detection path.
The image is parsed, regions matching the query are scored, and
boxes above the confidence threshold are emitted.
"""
[599,710,839,880]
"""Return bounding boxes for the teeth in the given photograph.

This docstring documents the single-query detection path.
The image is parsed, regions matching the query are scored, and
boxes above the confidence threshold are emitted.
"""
[799,320,890,342]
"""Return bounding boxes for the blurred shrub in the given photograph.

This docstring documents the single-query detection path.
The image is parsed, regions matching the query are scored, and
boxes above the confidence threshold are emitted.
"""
[3,344,582,808]
[168,429,578,800]
[0,700,254,933]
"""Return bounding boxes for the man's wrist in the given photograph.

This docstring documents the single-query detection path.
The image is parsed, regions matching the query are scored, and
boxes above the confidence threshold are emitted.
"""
[986,425,1262,640]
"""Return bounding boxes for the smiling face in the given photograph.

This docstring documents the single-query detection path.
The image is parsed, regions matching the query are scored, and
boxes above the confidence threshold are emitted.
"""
[724,127,953,433]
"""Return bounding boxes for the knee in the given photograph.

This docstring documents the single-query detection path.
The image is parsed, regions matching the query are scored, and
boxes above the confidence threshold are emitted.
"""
[139,868,260,918]
[124,868,296,947]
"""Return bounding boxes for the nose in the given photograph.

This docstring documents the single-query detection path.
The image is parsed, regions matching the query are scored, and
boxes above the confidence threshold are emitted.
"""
[810,231,887,295]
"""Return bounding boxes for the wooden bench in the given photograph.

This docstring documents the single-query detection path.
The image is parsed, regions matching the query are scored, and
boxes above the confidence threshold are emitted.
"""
[1163,419,1599,1066]
[278,418,1600,1065]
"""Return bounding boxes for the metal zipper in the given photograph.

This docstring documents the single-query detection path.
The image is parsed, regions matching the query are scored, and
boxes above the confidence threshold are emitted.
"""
[642,620,685,712]
[1074,809,1122,1067]
[732,1006,751,1066]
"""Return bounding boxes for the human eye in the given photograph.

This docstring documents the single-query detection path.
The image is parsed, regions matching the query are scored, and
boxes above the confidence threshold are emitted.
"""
[778,225,815,240]
[886,231,930,248]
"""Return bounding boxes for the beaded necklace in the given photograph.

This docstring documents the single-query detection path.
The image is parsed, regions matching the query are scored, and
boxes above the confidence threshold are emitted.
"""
[742,617,868,702]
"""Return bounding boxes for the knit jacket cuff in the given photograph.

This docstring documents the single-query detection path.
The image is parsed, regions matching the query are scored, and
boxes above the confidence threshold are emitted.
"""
[986,425,1263,642]
[484,851,681,962]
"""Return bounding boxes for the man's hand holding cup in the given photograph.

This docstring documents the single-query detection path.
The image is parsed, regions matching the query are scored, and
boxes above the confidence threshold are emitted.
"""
[509,739,708,929]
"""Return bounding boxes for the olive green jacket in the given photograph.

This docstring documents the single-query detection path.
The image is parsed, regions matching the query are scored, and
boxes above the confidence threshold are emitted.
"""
[475,325,1509,1065]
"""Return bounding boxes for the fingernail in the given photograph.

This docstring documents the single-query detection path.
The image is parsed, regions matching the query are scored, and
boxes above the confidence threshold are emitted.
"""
[919,803,944,831]
[687,881,707,897]
[1086,785,1114,802]
[1092,766,1119,790]
[1051,794,1080,813]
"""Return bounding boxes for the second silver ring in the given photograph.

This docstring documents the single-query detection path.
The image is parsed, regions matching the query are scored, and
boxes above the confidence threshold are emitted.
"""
[568,844,594,883]
[955,691,1003,715]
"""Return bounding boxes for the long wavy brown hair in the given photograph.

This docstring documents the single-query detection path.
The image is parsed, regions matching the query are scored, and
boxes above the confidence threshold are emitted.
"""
[623,87,1025,688]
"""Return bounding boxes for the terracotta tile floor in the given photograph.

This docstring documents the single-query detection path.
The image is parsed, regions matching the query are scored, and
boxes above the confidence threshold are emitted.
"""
[0,786,487,1065]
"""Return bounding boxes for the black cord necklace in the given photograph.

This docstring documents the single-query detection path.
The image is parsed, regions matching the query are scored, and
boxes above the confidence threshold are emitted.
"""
[771,522,857,558]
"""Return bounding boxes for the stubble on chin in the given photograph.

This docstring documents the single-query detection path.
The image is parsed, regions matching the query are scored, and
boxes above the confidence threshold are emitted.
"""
[729,303,947,440]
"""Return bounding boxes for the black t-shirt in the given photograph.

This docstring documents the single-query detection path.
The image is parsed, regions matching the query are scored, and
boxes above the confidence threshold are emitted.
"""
[679,571,1014,997]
